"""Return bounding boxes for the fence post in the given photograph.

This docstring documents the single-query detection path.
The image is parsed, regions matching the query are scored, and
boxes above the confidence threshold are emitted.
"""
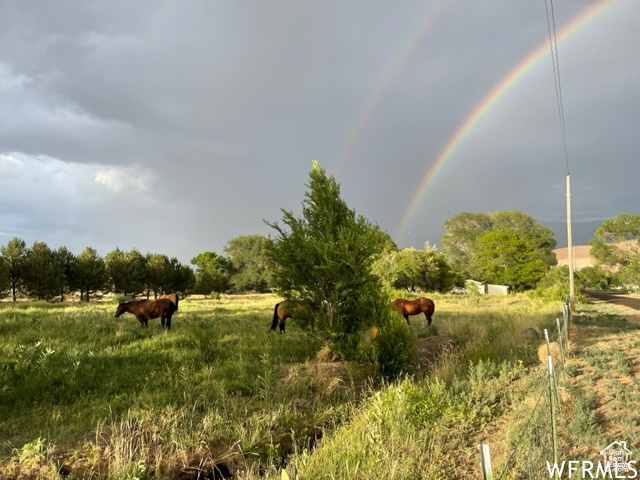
[479,443,493,480]
[547,355,559,480]
[544,329,551,356]
[555,318,565,369]
[563,299,571,341]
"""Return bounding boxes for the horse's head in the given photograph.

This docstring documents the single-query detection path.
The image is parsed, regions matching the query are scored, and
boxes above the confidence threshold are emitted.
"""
[114,302,126,318]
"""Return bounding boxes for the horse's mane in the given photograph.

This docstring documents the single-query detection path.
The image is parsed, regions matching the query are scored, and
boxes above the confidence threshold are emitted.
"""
[122,299,149,305]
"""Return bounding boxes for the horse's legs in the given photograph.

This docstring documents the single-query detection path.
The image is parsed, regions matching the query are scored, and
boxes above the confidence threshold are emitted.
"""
[136,315,146,327]
[424,312,432,327]
[279,318,286,333]
[166,314,172,330]
[403,314,411,325]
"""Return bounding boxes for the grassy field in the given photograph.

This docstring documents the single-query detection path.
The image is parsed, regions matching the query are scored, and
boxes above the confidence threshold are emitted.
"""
[1,293,638,479]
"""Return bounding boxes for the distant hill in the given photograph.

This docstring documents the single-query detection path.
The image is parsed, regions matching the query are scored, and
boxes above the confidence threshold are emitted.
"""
[540,219,603,248]
[553,245,595,269]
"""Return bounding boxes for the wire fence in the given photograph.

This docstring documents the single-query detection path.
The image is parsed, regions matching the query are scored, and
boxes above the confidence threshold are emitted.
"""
[478,300,571,480]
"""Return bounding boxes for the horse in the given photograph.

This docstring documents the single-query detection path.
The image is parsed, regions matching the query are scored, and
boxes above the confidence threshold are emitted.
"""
[114,298,178,329]
[269,301,302,333]
[159,292,179,310]
[392,297,435,326]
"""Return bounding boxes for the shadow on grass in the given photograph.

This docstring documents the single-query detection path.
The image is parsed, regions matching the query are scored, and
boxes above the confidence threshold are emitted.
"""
[572,313,640,333]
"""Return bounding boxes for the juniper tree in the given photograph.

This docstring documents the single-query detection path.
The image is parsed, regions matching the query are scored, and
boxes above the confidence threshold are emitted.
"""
[266,161,394,357]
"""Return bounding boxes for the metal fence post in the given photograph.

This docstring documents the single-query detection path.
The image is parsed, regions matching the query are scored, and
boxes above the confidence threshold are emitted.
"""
[547,355,559,480]
[479,443,493,480]
[544,328,551,356]
[556,318,565,369]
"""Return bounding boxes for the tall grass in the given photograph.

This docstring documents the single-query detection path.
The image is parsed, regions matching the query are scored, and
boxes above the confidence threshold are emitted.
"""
[0,293,571,478]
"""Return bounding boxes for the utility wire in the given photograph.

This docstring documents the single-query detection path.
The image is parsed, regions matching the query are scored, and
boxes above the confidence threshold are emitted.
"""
[544,0,571,175]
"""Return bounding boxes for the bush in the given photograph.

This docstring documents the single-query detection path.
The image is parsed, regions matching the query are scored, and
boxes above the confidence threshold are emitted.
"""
[369,317,416,380]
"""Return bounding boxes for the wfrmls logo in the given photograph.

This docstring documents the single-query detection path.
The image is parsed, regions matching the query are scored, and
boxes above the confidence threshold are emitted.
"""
[546,441,637,478]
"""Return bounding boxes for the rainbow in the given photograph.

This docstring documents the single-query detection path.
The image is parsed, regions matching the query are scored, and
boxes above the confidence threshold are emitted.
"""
[394,0,617,240]
[333,1,449,175]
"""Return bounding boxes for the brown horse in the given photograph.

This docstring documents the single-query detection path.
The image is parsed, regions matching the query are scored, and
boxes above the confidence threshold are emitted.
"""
[159,292,179,310]
[269,301,303,333]
[392,297,435,326]
[115,298,177,329]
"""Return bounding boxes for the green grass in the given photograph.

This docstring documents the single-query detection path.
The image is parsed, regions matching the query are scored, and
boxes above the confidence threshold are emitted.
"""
[0,295,338,478]
[1,293,635,479]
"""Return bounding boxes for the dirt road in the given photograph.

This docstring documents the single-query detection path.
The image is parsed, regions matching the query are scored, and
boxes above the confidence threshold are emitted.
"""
[583,290,640,322]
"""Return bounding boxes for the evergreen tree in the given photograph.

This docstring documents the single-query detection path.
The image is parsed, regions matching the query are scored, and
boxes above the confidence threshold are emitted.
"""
[0,256,9,298]
[105,248,146,296]
[144,253,170,298]
[55,246,76,302]
[72,247,107,301]
[23,241,61,300]
[266,160,393,357]
[0,237,27,301]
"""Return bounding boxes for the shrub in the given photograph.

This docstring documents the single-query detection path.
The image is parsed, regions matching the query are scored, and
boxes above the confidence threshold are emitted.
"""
[370,317,416,380]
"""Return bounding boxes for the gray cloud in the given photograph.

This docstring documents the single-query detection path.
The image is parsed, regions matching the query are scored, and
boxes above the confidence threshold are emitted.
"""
[0,0,638,262]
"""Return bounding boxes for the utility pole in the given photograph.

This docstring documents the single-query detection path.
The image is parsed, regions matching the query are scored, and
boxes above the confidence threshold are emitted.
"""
[566,174,575,312]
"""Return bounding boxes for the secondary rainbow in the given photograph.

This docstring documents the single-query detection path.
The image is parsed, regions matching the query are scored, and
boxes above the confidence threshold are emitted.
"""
[332,1,449,175]
[394,0,617,240]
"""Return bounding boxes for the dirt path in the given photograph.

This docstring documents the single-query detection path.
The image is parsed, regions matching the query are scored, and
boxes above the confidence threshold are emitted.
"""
[583,290,640,323]
[562,291,640,463]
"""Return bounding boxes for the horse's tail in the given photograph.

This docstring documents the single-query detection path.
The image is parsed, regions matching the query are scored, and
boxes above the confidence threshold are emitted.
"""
[174,294,179,311]
[269,302,280,332]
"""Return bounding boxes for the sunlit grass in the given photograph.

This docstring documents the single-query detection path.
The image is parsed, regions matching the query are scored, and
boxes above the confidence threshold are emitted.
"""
[2,293,632,479]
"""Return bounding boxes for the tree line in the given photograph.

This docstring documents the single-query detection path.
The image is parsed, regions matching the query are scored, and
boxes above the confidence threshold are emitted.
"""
[2,162,631,304]
[0,234,282,302]
[0,240,195,302]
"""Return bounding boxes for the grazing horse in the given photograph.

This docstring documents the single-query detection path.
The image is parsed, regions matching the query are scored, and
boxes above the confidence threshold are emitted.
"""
[115,298,177,329]
[159,292,179,310]
[269,301,302,333]
[392,297,435,326]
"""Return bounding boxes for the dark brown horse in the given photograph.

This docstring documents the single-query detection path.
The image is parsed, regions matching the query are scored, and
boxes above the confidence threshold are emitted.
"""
[392,297,435,326]
[269,301,303,333]
[115,298,177,329]
[159,292,179,310]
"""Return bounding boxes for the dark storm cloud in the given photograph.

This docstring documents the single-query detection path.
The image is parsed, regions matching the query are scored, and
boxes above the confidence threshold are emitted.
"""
[0,0,638,261]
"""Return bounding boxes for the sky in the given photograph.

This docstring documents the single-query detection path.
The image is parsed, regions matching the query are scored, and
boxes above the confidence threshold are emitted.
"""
[1,0,638,264]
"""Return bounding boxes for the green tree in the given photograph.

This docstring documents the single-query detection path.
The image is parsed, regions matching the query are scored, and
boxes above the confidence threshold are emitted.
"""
[266,160,394,358]
[224,234,273,292]
[590,214,640,284]
[474,229,550,291]
[72,247,107,301]
[441,210,557,288]
[392,245,463,293]
[577,265,609,290]
[144,253,170,298]
[169,262,196,297]
[23,241,61,300]
[441,212,493,277]
[54,246,76,302]
[0,237,27,301]
[0,256,9,298]
[190,252,230,296]
[105,248,146,296]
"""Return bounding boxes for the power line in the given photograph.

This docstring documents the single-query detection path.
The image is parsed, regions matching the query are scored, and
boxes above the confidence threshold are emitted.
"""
[544,0,571,175]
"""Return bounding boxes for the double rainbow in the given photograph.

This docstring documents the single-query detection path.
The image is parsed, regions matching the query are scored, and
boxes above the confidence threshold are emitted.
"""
[393,0,618,239]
